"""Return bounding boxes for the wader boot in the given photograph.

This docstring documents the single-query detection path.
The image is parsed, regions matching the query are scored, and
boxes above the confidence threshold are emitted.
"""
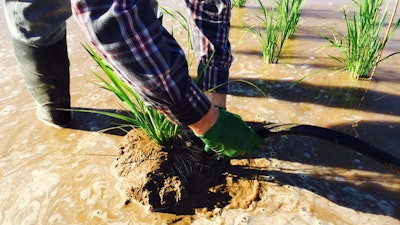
[12,36,71,126]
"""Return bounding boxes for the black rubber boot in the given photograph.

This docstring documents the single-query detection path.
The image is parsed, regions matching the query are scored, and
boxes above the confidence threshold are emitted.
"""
[12,36,71,126]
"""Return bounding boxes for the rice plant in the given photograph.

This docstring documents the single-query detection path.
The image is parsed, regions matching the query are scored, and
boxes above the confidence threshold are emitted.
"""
[84,45,179,147]
[279,0,305,38]
[325,0,400,79]
[160,6,190,44]
[246,0,304,63]
[232,0,247,8]
[160,6,196,69]
[246,0,282,63]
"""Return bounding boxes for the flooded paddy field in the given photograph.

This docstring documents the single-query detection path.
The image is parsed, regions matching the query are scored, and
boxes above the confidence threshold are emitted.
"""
[1,0,399,224]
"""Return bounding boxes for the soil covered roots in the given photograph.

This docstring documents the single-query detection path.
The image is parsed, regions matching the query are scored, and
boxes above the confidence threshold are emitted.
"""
[114,128,230,214]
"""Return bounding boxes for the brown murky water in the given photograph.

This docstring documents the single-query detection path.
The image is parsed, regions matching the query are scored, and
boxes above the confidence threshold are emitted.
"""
[1,0,400,224]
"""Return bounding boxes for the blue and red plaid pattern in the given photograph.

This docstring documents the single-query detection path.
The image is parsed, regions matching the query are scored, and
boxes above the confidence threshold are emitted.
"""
[72,0,232,125]
[186,0,233,93]
[71,0,232,125]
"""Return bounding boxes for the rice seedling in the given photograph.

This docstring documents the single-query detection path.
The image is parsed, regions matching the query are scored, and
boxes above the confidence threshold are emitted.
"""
[369,0,399,79]
[246,0,304,63]
[325,0,400,79]
[160,6,196,69]
[246,0,282,63]
[160,7,227,94]
[278,0,305,38]
[160,6,190,44]
[83,45,179,147]
[232,0,247,8]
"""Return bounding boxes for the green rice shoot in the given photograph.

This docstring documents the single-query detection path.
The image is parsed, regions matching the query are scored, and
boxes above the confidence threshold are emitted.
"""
[279,0,305,38]
[160,6,196,69]
[325,0,400,79]
[84,45,179,147]
[246,0,304,63]
[232,0,247,8]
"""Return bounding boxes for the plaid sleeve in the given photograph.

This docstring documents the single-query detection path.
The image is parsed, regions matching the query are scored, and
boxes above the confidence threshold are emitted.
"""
[186,0,233,94]
[71,0,211,125]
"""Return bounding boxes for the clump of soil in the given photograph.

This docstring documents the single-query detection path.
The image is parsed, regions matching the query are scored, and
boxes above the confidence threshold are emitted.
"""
[113,125,400,221]
[114,128,231,214]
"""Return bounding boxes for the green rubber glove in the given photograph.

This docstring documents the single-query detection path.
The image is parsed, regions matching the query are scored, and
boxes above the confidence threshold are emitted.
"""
[196,108,265,158]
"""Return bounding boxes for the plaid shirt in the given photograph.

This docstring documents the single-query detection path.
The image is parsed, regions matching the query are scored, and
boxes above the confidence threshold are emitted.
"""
[71,0,232,125]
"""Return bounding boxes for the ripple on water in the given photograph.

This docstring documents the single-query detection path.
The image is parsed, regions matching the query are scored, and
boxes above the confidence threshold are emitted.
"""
[0,105,17,116]
[30,169,61,198]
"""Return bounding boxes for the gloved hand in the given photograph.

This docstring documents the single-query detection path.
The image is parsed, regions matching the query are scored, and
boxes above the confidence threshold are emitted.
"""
[196,108,265,158]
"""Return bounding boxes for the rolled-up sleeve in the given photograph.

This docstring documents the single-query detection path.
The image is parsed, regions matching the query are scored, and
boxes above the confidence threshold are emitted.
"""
[71,0,210,125]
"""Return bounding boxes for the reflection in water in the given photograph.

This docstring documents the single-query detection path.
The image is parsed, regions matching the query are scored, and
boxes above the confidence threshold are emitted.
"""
[1,0,400,224]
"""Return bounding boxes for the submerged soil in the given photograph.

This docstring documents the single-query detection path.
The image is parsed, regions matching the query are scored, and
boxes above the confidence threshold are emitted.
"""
[1,0,400,224]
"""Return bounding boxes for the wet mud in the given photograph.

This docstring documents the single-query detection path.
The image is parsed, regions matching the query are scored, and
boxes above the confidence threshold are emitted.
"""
[1,0,400,224]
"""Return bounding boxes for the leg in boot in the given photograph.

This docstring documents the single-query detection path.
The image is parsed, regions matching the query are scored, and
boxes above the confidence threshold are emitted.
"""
[12,36,72,126]
[5,0,72,126]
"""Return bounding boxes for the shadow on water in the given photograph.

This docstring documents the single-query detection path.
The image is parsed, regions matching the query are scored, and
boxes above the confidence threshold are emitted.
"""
[166,122,400,217]
[251,121,400,172]
[229,121,400,219]
[65,107,133,136]
[227,120,400,219]
[329,121,400,158]
[229,162,400,219]
[228,78,400,116]
[161,120,400,217]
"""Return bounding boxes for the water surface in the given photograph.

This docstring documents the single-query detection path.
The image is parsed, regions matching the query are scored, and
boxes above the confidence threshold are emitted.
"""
[1,0,399,224]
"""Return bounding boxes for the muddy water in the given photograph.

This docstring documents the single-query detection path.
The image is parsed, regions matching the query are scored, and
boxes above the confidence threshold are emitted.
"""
[1,0,400,224]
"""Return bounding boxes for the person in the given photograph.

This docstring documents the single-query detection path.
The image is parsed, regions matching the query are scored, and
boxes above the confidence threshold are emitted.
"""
[4,0,265,158]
